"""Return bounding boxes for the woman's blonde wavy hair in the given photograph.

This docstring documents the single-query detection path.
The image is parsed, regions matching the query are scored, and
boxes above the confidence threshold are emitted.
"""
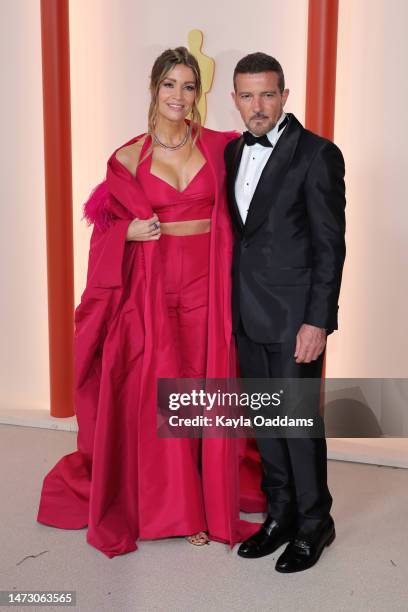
[142,47,202,160]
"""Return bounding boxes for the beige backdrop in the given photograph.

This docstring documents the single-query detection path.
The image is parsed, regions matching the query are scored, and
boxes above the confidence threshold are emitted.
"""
[1,1,406,440]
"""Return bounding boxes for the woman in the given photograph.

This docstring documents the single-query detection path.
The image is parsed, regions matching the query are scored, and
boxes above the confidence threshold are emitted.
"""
[37,47,264,558]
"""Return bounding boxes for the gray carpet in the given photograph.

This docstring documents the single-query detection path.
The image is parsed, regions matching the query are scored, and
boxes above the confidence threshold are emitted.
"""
[1,424,407,612]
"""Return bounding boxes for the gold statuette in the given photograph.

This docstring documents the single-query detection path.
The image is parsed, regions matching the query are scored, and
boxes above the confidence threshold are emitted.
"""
[188,29,215,125]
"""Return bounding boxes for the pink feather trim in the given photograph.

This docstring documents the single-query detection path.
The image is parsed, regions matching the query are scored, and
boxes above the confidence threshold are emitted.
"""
[82,180,114,232]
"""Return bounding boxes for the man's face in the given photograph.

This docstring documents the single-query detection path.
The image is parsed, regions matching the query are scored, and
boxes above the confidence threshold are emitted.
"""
[232,71,289,136]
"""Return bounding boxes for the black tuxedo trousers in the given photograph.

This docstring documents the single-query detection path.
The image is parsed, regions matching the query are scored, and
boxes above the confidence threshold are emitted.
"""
[236,323,332,532]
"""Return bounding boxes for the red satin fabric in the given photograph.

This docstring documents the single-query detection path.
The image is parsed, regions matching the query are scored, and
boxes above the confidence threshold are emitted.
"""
[160,232,211,377]
[37,126,265,558]
[139,138,214,222]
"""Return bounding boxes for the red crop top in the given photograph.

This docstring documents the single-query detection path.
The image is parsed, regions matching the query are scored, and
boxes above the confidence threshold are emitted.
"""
[136,136,215,222]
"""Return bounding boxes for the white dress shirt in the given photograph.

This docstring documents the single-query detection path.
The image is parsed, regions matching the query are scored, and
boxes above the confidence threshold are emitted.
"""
[235,112,288,224]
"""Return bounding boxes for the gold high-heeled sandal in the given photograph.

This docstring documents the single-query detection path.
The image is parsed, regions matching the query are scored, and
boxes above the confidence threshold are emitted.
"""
[186,531,209,546]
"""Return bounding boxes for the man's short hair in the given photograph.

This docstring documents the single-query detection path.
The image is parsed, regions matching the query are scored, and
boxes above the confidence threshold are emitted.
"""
[233,52,285,93]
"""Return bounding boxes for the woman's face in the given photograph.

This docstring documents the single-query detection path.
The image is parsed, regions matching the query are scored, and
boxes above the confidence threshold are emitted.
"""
[156,64,197,123]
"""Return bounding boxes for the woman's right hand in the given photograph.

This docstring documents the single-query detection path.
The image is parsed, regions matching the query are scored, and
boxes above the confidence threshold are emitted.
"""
[126,214,161,241]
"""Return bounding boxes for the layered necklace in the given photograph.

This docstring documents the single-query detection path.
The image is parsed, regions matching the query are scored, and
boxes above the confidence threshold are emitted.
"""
[152,122,191,151]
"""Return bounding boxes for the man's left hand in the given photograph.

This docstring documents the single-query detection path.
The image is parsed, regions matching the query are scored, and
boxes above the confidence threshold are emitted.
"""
[294,324,326,363]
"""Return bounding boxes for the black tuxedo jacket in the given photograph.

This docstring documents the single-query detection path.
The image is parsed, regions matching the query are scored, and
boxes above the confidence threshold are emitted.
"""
[224,113,346,343]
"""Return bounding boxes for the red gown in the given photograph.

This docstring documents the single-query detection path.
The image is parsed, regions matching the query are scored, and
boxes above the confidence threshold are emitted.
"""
[37,126,265,558]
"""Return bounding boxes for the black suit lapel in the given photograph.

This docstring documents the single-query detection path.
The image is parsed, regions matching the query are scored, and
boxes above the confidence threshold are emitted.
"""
[244,114,303,238]
[226,136,245,232]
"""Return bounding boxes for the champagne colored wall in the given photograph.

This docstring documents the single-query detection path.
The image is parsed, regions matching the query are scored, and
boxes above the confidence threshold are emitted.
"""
[1,0,308,415]
[0,0,49,412]
[2,0,406,417]
[69,0,309,303]
[328,0,407,378]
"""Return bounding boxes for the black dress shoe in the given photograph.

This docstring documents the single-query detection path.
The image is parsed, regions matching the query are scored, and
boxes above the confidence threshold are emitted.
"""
[275,517,336,573]
[237,517,296,559]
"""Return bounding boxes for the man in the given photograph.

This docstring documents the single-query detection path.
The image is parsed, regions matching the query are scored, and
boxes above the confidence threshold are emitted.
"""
[224,53,346,573]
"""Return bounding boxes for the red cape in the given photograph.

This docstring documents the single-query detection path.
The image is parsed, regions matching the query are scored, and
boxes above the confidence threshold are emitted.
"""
[37,126,265,558]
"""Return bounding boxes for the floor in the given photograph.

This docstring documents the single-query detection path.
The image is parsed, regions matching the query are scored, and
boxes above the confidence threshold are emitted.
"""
[1,424,407,612]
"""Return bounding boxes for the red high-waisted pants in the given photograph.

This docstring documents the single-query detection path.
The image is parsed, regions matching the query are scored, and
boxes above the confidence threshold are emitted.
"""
[159,232,210,378]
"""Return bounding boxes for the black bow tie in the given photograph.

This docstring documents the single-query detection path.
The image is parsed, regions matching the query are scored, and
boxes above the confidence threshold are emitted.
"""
[243,115,289,147]
[243,132,272,147]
